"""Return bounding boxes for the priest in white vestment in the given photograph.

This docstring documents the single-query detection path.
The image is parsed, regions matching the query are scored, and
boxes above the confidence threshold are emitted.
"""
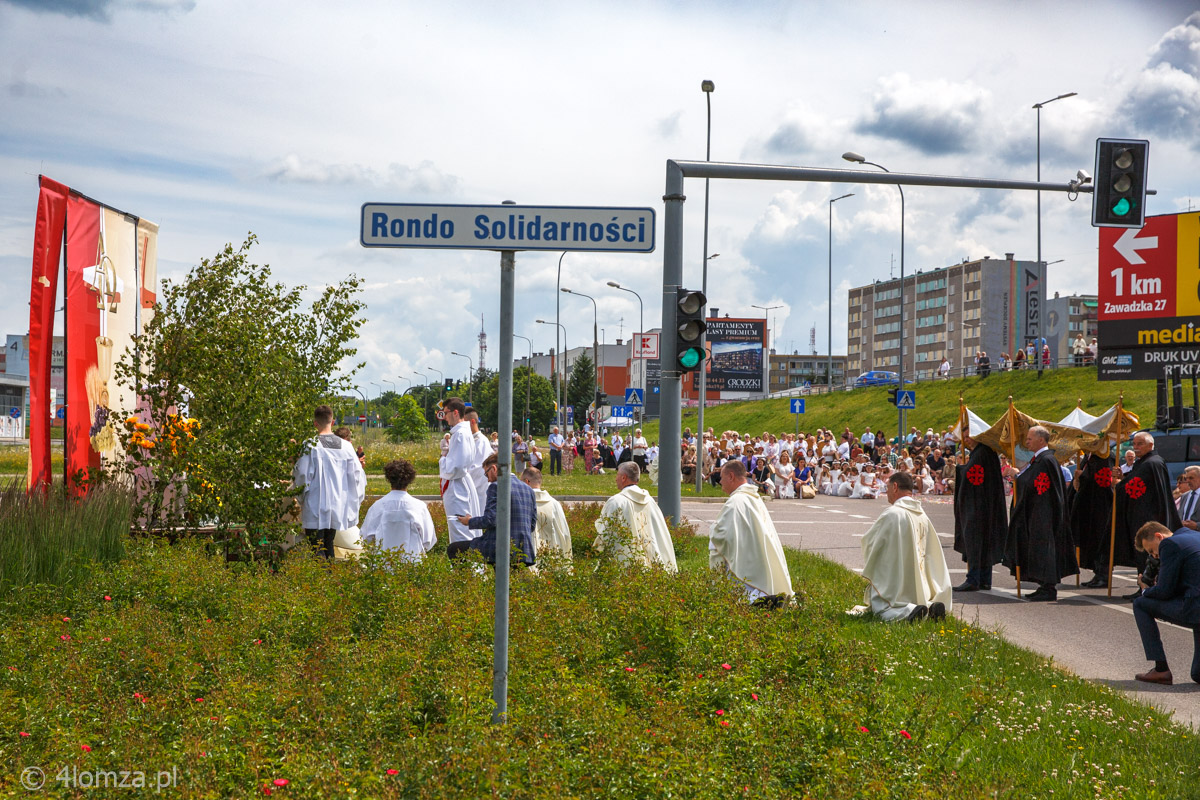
[465,410,491,504]
[848,471,952,622]
[293,404,367,558]
[361,458,437,562]
[520,466,573,562]
[594,462,678,572]
[709,460,794,601]
[438,398,481,544]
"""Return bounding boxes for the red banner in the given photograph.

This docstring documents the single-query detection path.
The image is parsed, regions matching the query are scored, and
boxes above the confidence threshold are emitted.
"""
[64,195,104,492]
[26,177,69,490]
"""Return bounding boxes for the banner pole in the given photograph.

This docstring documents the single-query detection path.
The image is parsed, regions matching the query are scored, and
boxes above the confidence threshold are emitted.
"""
[1107,393,1124,599]
[1009,396,1021,598]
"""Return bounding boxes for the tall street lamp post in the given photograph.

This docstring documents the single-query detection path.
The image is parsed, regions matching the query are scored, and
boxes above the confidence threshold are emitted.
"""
[828,192,854,392]
[450,351,474,404]
[606,281,644,424]
[369,381,382,428]
[697,78,715,474]
[513,334,533,440]
[413,372,428,428]
[536,319,567,427]
[843,151,905,442]
[561,287,598,424]
[352,387,368,438]
[1033,91,1076,380]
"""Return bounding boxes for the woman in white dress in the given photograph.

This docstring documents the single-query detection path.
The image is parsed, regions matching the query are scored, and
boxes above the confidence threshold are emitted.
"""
[775,451,796,498]
[818,465,833,495]
[852,467,879,499]
[838,466,857,497]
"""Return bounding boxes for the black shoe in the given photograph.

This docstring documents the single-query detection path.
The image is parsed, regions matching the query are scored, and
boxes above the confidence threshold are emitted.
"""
[1082,574,1108,588]
[1123,589,1143,601]
[929,602,947,621]
[954,580,980,592]
[1026,586,1058,602]
[905,605,929,622]
[979,584,992,590]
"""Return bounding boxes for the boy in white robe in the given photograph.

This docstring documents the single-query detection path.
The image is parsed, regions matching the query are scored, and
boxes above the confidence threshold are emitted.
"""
[438,398,481,544]
[293,404,367,558]
[360,458,437,562]
[465,410,491,504]
[848,472,953,622]
[709,460,794,602]
[520,466,573,562]
[594,462,678,572]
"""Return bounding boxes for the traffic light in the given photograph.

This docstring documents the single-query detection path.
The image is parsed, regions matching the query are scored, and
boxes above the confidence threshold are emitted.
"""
[675,288,707,373]
[595,389,605,407]
[887,388,898,406]
[1092,138,1149,229]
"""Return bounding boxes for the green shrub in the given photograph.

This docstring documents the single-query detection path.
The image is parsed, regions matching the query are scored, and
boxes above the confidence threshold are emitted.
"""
[0,482,130,593]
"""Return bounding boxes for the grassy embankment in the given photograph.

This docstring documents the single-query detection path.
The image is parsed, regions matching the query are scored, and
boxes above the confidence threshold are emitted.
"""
[2,502,1197,798]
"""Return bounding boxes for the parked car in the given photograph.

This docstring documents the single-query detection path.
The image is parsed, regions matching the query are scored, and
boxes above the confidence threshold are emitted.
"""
[852,371,914,388]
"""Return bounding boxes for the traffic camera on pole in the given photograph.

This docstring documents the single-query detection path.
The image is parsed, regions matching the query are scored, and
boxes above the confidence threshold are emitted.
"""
[675,288,707,373]
[1092,138,1149,229]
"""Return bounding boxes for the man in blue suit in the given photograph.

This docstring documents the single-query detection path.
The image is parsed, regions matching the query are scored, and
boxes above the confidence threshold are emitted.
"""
[450,453,538,568]
[1132,522,1200,685]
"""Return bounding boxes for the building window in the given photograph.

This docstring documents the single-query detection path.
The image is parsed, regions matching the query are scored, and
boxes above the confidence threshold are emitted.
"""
[916,314,945,328]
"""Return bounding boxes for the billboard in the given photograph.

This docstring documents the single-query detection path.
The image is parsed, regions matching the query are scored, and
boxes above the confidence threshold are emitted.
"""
[700,318,766,394]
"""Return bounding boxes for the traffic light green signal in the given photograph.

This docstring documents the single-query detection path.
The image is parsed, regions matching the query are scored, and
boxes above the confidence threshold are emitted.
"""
[1092,138,1149,229]
[675,288,707,374]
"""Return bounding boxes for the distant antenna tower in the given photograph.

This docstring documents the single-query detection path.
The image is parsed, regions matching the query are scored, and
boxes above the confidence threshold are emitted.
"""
[477,314,487,373]
[810,325,817,355]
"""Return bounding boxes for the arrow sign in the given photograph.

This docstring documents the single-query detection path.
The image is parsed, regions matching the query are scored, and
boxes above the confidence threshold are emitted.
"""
[1114,227,1159,265]
[790,398,806,414]
[895,391,916,410]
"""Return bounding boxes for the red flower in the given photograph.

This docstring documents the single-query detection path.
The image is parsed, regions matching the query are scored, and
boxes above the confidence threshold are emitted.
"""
[1033,471,1051,496]
[624,667,635,672]
[719,720,730,727]
[1125,476,1147,500]
[62,617,70,622]
[101,637,110,642]
[19,731,30,737]
[859,726,869,733]
[751,693,759,701]
[899,730,912,740]
[81,744,91,752]
[715,709,725,716]
[966,464,985,486]
[60,635,70,641]
[194,697,204,703]
[262,786,272,796]
[103,596,111,601]
[721,663,732,670]
[1093,468,1112,488]
[273,779,289,787]
[386,769,399,776]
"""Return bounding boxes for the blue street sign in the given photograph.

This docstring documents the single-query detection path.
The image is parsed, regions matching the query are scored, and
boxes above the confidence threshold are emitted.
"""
[566,406,574,425]
[652,385,660,394]
[896,390,917,410]
[625,387,644,407]
[8,407,20,419]
[611,405,633,418]
[790,398,806,414]
[56,407,65,419]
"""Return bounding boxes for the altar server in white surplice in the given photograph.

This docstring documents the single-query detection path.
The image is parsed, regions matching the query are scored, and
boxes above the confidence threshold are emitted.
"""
[709,460,794,602]
[360,458,437,561]
[848,471,953,622]
[465,410,491,504]
[438,397,481,544]
[293,404,367,559]
[520,466,573,562]
[594,462,678,572]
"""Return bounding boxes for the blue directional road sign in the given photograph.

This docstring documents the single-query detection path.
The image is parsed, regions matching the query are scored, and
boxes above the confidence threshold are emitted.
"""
[896,390,917,410]
[625,388,644,407]
[8,407,20,419]
[611,405,633,418]
[566,406,574,425]
[790,398,806,414]
[56,407,65,419]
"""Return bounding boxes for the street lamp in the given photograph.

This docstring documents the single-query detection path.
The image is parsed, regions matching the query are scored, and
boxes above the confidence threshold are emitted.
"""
[698,78,716,483]
[607,280,644,423]
[1033,91,1076,380]
[352,386,368,437]
[536,318,567,427]
[369,381,382,427]
[829,192,854,391]
[513,334,533,439]
[562,287,599,420]
[843,150,905,442]
[450,351,474,403]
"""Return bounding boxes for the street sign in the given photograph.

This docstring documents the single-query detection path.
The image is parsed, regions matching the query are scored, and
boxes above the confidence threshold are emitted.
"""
[1096,211,1200,379]
[895,391,916,410]
[360,204,656,253]
[632,332,659,359]
[358,415,366,424]
[652,385,659,393]
[625,388,644,406]
[566,406,574,425]
[790,398,806,414]
[8,407,20,419]
[55,406,65,419]
[611,405,633,418]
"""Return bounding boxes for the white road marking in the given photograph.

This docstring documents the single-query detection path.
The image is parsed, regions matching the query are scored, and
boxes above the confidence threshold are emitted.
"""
[849,514,871,519]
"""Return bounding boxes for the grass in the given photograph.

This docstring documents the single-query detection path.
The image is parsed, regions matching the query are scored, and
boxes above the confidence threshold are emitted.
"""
[639,366,1157,442]
[1,502,1197,798]
[0,482,130,594]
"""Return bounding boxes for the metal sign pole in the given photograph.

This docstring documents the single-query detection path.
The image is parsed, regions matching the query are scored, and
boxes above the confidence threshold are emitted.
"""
[492,248,515,724]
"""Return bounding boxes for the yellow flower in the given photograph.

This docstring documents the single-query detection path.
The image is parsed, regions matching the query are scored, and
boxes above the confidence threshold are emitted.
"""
[125,416,140,426]
[135,423,151,432]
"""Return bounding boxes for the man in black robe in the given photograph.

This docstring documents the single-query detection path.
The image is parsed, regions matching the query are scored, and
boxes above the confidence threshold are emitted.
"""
[1004,425,1078,601]
[1113,432,1181,600]
[1072,453,1116,588]
[953,436,1007,591]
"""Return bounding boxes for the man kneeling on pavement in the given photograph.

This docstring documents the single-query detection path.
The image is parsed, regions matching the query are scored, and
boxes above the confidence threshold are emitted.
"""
[1132,521,1200,686]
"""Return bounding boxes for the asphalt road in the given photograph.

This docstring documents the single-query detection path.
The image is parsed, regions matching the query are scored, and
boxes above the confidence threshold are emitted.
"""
[681,493,1200,729]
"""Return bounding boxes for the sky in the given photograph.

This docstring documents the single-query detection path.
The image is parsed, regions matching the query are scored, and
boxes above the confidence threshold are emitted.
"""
[1,0,1198,390]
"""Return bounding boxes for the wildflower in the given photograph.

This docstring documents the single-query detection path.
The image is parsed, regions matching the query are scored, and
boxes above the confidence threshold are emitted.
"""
[62,617,70,622]
[715,709,725,716]
[721,663,732,670]
[103,596,111,601]
[19,731,30,737]
[262,787,272,796]
[751,693,759,701]
[101,637,110,642]
[195,697,204,703]
[624,667,635,672]
[719,720,730,727]
[899,730,912,740]
[81,744,91,752]
[386,769,399,776]
[125,416,139,426]
[859,726,869,733]
[273,779,289,787]
[60,635,70,641]
[209,717,218,722]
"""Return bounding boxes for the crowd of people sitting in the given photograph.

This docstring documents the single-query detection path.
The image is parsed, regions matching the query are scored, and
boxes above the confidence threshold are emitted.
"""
[680,425,962,500]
